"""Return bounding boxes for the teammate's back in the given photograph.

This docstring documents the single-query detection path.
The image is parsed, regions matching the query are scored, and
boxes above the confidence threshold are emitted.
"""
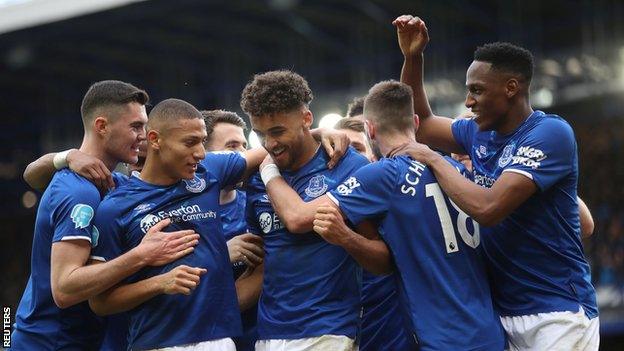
[331,155,505,350]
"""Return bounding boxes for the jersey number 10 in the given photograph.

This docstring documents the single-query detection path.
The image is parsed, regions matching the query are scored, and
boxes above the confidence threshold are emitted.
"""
[425,182,480,254]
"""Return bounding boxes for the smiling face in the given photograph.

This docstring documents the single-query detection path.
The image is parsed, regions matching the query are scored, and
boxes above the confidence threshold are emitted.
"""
[251,106,313,171]
[206,122,247,153]
[104,102,148,164]
[465,61,513,132]
[153,118,207,180]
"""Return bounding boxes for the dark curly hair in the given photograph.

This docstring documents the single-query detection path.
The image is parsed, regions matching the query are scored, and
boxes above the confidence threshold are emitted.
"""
[346,96,365,118]
[240,70,313,117]
[474,42,534,82]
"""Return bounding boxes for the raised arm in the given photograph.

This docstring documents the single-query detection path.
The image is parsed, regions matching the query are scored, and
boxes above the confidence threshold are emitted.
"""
[393,15,463,154]
[89,264,206,316]
[51,219,199,308]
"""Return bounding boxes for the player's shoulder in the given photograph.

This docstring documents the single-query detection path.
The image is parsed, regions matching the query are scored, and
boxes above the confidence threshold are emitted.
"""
[357,156,403,180]
[333,146,370,171]
[49,169,100,200]
[112,171,129,187]
[441,156,471,178]
[203,150,243,165]
[526,111,575,140]
[99,176,143,213]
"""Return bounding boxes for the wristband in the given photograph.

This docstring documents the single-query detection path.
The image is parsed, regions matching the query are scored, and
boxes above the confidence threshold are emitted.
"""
[260,164,281,185]
[53,149,72,170]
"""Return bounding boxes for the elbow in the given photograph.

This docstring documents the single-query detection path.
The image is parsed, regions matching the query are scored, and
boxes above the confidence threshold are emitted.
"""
[23,167,43,192]
[52,290,78,309]
[473,204,504,227]
[581,220,595,239]
[368,264,394,276]
[88,299,110,316]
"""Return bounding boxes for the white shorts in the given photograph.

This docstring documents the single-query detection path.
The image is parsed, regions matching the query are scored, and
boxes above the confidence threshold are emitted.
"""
[148,338,236,351]
[255,335,357,351]
[500,307,599,351]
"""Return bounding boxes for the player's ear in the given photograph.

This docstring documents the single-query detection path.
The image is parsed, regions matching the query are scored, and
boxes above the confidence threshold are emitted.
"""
[505,78,519,98]
[93,116,108,136]
[365,119,376,140]
[147,130,161,150]
[302,108,313,129]
[413,114,420,131]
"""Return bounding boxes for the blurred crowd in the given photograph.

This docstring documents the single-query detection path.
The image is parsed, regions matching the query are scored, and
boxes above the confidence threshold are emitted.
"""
[574,117,624,312]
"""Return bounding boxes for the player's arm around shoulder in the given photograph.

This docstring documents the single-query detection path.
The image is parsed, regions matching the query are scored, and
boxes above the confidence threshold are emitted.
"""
[390,142,537,226]
[23,149,114,192]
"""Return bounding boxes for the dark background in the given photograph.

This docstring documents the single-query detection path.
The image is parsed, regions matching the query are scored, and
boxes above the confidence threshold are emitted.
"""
[1,0,623,349]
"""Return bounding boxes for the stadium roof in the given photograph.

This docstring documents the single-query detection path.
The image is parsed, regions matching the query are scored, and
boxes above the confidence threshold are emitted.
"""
[0,0,146,34]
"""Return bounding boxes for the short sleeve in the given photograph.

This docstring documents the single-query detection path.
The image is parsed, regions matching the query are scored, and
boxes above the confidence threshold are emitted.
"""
[90,199,125,262]
[50,180,100,244]
[201,151,247,189]
[327,160,397,226]
[244,174,265,236]
[502,118,576,191]
[451,118,478,155]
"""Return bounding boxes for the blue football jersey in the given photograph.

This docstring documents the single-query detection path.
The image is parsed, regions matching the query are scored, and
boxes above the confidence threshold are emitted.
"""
[12,170,127,350]
[91,152,246,350]
[220,190,248,242]
[452,111,598,318]
[245,147,368,340]
[360,272,416,351]
[219,189,257,351]
[328,155,505,351]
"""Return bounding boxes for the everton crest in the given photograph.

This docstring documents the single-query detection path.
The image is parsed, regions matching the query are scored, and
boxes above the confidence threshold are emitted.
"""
[183,175,206,193]
[305,174,328,198]
[498,144,514,168]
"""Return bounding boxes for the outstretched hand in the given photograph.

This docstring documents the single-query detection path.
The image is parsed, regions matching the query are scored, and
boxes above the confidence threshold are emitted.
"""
[392,15,429,58]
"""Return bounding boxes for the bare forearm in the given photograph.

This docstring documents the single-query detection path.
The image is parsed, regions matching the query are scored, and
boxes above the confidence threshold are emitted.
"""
[340,231,393,275]
[242,148,268,181]
[401,54,434,121]
[89,275,163,316]
[236,265,263,311]
[265,177,316,233]
[426,154,495,223]
[23,153,57,191]
[57,249,147,307]
[427,153,537,226]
